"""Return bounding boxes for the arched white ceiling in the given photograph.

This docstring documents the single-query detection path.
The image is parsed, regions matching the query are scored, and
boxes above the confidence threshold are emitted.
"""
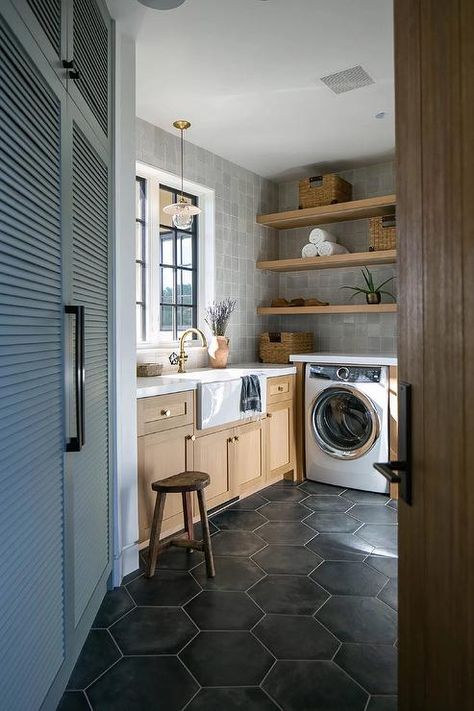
[108,0,395,180]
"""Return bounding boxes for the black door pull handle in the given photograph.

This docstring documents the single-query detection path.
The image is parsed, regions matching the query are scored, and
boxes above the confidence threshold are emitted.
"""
[65,305,85,452]
[374,381,412,504]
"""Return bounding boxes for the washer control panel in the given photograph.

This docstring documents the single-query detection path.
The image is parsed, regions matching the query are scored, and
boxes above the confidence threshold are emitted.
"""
[309,364,382,383]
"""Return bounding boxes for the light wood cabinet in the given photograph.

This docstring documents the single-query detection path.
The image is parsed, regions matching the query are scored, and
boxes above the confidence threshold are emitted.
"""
[192,428,234,510]
[138,424,194,542]
[232,421,266,495]
[266,399,295,483]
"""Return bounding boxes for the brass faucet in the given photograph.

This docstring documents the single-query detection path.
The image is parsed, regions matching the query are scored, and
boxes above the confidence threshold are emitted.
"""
[177,328,207,373]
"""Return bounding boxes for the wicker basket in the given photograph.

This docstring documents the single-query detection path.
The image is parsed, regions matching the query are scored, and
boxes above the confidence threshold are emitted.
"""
[299,174,352,209]
[368,214,396,251]
[259,332,314,364]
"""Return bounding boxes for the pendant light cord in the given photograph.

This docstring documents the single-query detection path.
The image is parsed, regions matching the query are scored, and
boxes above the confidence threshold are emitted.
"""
[180,128,184,200]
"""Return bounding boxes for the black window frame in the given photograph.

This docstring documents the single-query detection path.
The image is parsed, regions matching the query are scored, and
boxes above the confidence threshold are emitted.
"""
[135,176,147,342]
[159,184,198,341]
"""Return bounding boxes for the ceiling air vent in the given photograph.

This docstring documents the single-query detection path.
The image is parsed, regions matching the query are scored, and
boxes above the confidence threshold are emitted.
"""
[320,65,375,94]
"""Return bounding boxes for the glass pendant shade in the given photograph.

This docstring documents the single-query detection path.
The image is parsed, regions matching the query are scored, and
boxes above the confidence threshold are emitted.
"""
[163,200,201,230]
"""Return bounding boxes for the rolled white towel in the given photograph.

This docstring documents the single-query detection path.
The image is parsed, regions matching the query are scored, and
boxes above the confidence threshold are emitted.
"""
[301,243,318,258]
[309,228,337,246]
[317,241,349,257]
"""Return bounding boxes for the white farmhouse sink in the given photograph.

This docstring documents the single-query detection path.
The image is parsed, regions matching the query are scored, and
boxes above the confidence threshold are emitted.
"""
[168,368,268,429]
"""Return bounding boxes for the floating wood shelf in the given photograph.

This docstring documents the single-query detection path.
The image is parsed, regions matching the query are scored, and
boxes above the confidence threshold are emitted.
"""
[257,249,397,273]
[257,194,396,230]
[257,304,398,316]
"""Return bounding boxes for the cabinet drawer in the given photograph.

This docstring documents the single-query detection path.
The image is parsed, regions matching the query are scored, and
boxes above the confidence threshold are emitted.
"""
[137,391,194,436]
[267,375,294,404]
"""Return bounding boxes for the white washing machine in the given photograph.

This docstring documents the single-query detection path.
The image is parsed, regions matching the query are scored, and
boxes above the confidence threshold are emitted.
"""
[305,362,389,493]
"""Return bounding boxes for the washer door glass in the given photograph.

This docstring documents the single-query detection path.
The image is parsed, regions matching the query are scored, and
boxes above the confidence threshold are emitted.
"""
[312,386,379,459]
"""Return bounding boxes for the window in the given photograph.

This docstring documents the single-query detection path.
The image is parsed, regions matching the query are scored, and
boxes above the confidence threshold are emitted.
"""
[135,177,147,342]
[135,171,207,345]
[158,185,198,341]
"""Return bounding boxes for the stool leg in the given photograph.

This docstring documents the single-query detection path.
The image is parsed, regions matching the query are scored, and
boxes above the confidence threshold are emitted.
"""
[197,489,215,578]
[146,492,166,578]
[182,492,194,543]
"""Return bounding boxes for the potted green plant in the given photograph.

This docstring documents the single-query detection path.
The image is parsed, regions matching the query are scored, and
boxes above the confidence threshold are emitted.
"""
[341,267,395,305]
[204,298,237,368]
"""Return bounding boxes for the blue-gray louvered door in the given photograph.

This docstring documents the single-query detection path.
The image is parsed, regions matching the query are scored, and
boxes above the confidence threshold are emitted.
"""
[0,9,66,711]
[69,111,111,627]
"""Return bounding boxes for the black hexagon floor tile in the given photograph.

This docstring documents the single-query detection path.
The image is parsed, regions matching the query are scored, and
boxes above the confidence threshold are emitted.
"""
[307,532,374,561]
[378,578,398,610]
[349,504,398,525]
[303,495,353,512]
[304,511,361,534]
[194,519,219,538]
[92,586,135,628]
[126,569,201,606]
[252,544,322,575]
[355,524,398,551]
[256,521,315,545]
[367,695,398,710]
[254,614,339,660]
[110,606,197,654]
[211,509,267,531]
[66,630,120,690]
[310,561,388,596]
[248,574,329,615]
[210,530,266,556]
[366,554,398,579]
[184,590,263,630]
[343,490,390,505]
[263,660,368,711]
[335,643,398,695]
[191,555,265,591]
[316,596,397,644]
[87,656,198,710]
[180,631,274,686]
[141,545,205,571]
[298,481,347,496]
[185,687,278,710]
[57,691,90,711]
[257,501,311,521]
[229,493,269,510]
[261,487,307,503]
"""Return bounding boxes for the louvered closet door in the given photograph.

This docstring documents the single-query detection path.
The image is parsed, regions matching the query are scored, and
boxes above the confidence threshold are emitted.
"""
[70,115,110,625]
[13,0,67,78]
[0,11,66,711]
[69,0,110,140]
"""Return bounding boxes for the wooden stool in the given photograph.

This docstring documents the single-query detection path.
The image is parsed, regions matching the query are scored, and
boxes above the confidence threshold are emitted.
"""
[145,471,215,579]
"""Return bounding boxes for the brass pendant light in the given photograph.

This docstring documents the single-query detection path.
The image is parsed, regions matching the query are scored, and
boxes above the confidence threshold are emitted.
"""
[162,120,201,230]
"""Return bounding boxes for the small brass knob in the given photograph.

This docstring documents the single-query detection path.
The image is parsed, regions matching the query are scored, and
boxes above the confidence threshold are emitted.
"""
[234,436,239,442]
[228,437,233,444]
[161,409,171,417]
[267,413,273,418]
[278,385,284,392]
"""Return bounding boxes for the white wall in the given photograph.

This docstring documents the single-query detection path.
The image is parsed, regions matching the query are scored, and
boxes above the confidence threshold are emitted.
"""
[112,29,139,584]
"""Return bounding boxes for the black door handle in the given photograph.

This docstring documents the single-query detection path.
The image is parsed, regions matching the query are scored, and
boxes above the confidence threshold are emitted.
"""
[65,305,85,452]
[374,381,412,504]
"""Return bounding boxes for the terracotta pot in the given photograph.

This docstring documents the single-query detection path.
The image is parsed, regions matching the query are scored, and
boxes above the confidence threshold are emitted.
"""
[208,336,230,368]
[366,292,382,304]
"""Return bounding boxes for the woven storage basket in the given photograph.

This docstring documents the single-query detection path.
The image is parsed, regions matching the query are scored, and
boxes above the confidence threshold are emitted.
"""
[299,174,352,209]
[369,214,396,251]
[259,332,314,364]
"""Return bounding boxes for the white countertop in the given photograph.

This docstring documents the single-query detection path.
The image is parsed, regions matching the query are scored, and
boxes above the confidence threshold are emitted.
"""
[137,363,297,398]
[290,352,398,366]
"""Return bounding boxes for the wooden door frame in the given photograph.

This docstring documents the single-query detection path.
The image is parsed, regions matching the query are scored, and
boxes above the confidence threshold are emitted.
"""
[395,0,474,707]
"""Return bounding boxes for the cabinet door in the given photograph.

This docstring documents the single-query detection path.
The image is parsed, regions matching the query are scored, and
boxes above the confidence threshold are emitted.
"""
[266,400,295,483]
[193,429,234,510]
[233,421,265,495]
[69,0,111,141]
[138,425,194,543]
[68,109,111,626]
[12,0,67,77]
[0,10,66,709]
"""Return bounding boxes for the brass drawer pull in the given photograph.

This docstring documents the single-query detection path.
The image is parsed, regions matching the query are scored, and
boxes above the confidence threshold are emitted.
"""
[267,413,273,418]
[277,385,284,392]
[186,434,196,442]
[161,409,171,417]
